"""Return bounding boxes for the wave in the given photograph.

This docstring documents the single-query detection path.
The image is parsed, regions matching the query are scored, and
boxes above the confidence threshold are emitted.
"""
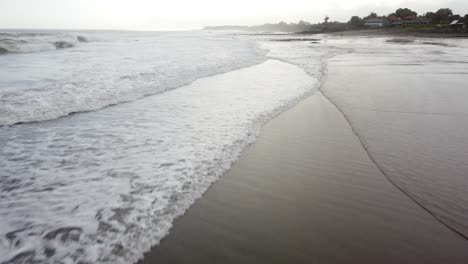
[0,32,266,126]
[0,34,327,263]
[0,32,89,54]
[0,59,322,264]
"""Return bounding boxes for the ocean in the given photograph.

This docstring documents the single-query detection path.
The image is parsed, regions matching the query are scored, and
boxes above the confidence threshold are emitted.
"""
[0,30,323,263]
[2,30,468,264]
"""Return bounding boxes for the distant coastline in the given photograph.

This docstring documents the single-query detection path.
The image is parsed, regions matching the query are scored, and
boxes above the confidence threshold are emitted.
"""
[204,7,468,37]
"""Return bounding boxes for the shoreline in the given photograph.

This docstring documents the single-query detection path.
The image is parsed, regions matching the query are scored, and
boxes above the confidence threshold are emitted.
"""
[325,29,468,38]
[232,29,468,38]
[322,45,468,240]
[138,50,468,263]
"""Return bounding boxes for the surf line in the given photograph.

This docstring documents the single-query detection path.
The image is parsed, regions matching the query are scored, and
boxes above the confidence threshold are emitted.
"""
[319,88,468,241]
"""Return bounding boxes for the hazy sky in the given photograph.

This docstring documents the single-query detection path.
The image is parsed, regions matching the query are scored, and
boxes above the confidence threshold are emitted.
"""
[1,0,468,30]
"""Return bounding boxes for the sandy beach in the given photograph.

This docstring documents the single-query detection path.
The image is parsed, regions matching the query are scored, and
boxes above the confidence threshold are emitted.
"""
[3,29,468,264]
[327,29,468,38]
[322,47,468,238]
[138,44,468,263]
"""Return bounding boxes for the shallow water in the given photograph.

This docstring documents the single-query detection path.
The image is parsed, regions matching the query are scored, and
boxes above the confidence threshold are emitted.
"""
[321,40,468,239]
[0,59,319,263]
[247,33,468,240]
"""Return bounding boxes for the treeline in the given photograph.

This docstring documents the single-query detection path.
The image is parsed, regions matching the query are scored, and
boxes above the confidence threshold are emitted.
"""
[204,21,313,32]
[204,19,347,33]
[204,7,468,33]
[348,8,468,27]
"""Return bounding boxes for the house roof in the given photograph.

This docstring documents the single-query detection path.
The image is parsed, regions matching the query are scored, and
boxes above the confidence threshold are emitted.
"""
[387,16,402,21]
[450,20,460,25]
[403,16,418,20]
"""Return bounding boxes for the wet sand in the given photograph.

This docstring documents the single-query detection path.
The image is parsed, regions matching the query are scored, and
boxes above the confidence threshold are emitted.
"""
[322,50,468,239]
[139,75,468,264]
[328,29,468,38]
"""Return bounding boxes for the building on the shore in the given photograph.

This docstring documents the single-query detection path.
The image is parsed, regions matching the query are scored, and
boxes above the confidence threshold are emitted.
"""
[387,16,402,26]
[364,17,391,27]
[449,20,465,29]
[402,16,431,25]
[364,16,433,28]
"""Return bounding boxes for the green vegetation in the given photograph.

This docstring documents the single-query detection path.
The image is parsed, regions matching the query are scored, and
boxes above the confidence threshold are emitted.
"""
[424,8,453,24]
[348,16,364,28]
[347,7,467,33]
[352,7,465,26]
[389,8,418,18]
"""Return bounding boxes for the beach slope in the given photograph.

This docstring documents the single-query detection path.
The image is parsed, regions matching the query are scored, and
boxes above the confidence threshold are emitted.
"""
[139,87,468,263]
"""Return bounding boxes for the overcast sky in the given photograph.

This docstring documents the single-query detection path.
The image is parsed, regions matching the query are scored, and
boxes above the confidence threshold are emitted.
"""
[1,0,468,30]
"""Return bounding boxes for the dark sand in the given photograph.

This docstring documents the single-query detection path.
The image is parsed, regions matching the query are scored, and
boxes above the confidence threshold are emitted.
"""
[328,29,468,38]
[139,87,468,263]
[322,50,468,239]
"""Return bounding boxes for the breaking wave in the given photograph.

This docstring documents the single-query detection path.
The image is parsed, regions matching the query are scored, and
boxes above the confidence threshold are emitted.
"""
[0,59,321,264]
[0,31,266,126]
[0,32,89,54]
[0,31,328,264]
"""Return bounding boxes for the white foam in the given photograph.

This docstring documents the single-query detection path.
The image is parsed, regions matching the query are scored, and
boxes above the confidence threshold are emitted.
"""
[0,31,266,125]
[0,59,321,264]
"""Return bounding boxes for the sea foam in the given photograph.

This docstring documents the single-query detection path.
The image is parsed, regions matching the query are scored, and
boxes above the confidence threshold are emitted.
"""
[0,59,320,264]
[0,31,266,125]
